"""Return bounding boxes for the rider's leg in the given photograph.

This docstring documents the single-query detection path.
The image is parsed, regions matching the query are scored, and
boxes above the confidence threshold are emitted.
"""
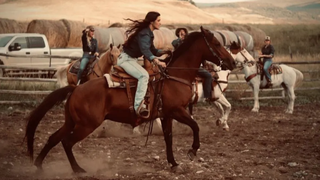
[76,54,90,85]
[197,68,213,100]
[117,53,149,116]
[263,59,272,83]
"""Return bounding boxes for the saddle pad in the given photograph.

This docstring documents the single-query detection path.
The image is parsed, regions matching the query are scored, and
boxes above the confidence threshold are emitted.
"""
[69,60,81,75]
[104,74,122,88]
[270,64,282,74]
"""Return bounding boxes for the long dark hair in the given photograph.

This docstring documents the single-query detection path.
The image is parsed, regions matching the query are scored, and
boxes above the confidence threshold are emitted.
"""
[123,11,160,48]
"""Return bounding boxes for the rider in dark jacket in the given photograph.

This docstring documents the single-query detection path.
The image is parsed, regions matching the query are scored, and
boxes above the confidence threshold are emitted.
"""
[117,11,168,117]
[259,36,275,87]
[77,25,99,85]
[172,27,214,101]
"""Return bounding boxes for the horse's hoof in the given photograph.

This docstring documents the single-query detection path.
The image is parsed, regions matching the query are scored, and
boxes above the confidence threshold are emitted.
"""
[223,127,230,131]
[35,166,43,174]
[216,119,222,126]
[171,165,183,174]
[251,109,259,113]
[132,127,142,135]
[73,167,86,174]
[285,110,293,114]
[187,149,196,161]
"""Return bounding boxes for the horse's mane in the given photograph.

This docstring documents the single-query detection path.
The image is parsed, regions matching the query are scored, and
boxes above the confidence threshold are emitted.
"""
[171,31,202,63]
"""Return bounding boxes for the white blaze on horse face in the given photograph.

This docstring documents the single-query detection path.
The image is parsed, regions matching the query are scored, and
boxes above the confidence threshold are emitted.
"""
[233,49,255,67]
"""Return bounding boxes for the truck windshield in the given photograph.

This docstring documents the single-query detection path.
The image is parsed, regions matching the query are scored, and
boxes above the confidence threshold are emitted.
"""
[0,36,14,47]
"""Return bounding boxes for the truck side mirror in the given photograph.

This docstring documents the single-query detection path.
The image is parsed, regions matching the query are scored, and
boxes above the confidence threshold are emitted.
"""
[9,43,22,51]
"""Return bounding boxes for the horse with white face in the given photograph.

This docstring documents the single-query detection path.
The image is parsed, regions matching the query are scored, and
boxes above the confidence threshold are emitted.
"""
[190,65,232,130]
[229,44,304,114]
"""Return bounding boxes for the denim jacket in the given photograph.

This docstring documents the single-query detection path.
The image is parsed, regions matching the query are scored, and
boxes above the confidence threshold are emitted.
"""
[81,31,98,54]
[172,38,183,50]
[123,27,162,61]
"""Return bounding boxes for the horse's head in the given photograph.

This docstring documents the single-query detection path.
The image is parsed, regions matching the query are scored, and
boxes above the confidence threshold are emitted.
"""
[108,44,121,65]
[234,48,255,68]
[200,26,236,71]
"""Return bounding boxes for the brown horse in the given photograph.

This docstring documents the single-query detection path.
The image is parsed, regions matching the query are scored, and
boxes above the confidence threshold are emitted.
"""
[25,26,236,173]
[55,44,121,86]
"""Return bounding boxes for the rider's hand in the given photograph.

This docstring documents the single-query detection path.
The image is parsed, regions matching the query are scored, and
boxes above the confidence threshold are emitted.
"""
[94,52,99,57]
[153,59,166,68]
[160,50,172,56]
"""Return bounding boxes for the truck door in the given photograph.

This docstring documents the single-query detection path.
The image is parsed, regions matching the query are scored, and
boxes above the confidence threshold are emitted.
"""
[7,37,31,67]
[28,37,50,68]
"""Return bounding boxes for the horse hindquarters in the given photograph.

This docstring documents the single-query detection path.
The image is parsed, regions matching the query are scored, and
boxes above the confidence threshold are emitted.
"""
[280,65,304,114]
[25,86,76,168]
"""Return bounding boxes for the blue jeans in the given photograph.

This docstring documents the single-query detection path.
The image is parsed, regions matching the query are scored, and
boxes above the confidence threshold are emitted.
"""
[198,67,212,98]
[117,52,149,111]
[77,53,93,81]
[263,59,272,81]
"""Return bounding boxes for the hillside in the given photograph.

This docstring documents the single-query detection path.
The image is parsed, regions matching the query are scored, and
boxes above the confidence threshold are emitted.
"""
[0,0,221,25]
[0,0,319,25]
[200,1,320,24]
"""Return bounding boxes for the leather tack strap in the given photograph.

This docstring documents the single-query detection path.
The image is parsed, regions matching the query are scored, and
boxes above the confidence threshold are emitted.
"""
[125,79,134,114]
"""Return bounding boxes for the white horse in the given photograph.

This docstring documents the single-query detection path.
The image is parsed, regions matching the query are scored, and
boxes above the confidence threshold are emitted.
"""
[230,47,304,114]
[152,64,232,132]
[188,68,232,131]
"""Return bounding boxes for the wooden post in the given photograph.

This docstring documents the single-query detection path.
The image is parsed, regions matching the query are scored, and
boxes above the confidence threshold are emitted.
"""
[289,46,292,60]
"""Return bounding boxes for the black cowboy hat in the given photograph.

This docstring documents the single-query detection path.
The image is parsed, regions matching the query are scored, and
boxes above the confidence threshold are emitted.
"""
[175,28,188,37]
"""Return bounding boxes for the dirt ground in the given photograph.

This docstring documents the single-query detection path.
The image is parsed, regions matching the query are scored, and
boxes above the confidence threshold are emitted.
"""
[0,102,319,180]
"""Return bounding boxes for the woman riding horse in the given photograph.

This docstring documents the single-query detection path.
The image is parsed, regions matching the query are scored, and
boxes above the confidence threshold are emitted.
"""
[77,25,99,85]
[118,11,169,117]
[25,26,236,173]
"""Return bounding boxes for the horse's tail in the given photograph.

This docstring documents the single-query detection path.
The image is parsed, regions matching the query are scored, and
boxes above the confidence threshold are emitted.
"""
[293,67,304,88]
[55,65,69,88]
[25,85,76,161]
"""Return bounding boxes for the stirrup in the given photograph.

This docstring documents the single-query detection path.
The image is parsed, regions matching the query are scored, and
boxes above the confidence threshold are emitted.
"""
[136,100,150,118]
[77,80,81,86]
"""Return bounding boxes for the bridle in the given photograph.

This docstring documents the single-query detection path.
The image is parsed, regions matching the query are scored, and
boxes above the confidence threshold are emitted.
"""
[165,32,224,71]
[92,51,120,77]
[235,49,259,82]
[157,32,227,88]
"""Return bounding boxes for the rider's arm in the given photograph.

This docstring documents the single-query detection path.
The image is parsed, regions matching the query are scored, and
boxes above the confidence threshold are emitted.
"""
[81,30,88,52]
[138,33,157,61]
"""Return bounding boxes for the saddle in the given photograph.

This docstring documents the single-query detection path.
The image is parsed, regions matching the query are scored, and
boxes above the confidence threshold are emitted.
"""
[104,59,161,120]
[69,57,98,76]
[191,70,220,104]
[257,61,283,81]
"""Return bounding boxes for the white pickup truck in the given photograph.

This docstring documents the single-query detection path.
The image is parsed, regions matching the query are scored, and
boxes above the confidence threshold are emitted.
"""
[0,33,83,76]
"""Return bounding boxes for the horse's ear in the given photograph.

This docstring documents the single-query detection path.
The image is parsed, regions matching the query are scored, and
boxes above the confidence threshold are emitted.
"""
[200,26,213,40]
[200,26,204,33]
[110,43,113,50]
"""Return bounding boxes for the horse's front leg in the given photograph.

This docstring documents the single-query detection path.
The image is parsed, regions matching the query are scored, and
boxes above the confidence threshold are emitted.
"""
[251,83,260,112]
[215,95,231,131]
[161,117,178,168]
[171,108,200,161]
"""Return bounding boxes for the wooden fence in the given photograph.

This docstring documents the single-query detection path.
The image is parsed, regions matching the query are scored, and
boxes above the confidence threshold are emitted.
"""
[0,61,319,104]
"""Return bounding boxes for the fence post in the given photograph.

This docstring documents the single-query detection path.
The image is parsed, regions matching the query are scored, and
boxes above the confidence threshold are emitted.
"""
[289,46,292,60]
